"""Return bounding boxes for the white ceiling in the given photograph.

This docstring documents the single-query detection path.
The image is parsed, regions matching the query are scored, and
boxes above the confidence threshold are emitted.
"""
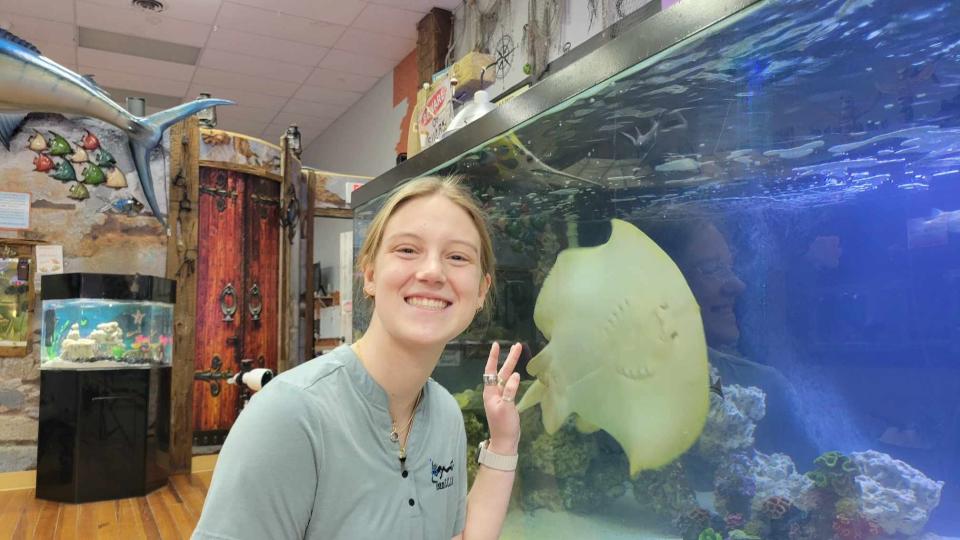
[0,0,461,148]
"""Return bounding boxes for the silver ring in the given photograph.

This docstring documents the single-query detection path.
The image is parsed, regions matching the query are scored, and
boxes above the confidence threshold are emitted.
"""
[483,373,498,386]
[501,395,514,403]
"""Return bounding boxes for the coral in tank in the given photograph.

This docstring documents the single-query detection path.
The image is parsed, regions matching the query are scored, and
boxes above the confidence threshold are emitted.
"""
[748,452,816,513]
[832,512,882,540]
[673,507,713,540]
[693,382,766,461]
[697,527,723,540]
[632,460,699,522]
[806,450,859,497]
[714,453,758,516]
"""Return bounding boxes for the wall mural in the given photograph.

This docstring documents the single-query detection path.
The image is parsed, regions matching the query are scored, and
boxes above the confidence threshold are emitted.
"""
[0,113,172,473]
[0,28,231,227]
[310,170,371,212]
[200,129,282,179]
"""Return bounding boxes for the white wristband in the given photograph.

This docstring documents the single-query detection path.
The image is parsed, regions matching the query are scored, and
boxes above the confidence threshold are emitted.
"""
[477,440,518,471]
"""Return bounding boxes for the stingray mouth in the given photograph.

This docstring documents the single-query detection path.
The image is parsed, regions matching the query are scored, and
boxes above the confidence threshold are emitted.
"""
[405,296,451,311]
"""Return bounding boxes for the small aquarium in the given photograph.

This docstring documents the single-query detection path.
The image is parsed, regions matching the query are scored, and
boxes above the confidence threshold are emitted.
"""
[354,0,960,538]
[40,274,175,369]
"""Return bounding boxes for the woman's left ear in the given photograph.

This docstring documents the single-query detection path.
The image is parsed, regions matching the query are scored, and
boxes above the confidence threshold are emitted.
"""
[478,273,492,308]
[363,266,376,298]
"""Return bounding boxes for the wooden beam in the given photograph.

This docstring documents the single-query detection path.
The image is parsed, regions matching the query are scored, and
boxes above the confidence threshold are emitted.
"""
[302,171,315,362]
[416,8,453,86]
[165,117,200,474]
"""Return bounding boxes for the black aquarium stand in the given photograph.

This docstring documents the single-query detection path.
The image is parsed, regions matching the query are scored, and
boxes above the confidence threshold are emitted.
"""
[36,367,171,503]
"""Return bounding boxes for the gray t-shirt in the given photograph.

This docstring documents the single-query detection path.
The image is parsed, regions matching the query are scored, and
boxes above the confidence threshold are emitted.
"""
[192,345,468,540]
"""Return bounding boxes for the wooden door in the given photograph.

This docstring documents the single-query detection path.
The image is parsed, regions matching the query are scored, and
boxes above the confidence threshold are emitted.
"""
[242,177,281,378]
[194,167,246,446]
[193,168,282,446]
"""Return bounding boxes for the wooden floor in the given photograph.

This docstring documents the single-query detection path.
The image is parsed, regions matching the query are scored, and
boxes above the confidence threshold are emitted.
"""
[0,470,212,539]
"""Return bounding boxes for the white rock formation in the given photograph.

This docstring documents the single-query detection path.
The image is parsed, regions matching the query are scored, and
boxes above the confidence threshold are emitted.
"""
[851,450,944,535]
[695,382,766,460]
[750,451,816,512]
[89,321,123,355]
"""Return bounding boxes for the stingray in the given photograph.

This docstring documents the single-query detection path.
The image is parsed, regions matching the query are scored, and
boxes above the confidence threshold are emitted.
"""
[518,219,709,476]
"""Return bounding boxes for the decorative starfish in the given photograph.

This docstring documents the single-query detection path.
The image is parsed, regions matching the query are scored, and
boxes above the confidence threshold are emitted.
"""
[132,309,145,326]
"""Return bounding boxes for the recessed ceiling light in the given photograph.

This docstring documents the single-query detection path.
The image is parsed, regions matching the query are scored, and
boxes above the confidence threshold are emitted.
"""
[131,0,165,13]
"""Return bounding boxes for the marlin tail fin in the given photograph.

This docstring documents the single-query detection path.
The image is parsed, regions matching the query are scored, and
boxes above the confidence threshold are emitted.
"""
[128,98,233,229]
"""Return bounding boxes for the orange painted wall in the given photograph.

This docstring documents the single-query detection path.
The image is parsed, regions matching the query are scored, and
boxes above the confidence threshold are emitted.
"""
[393,49,419,156]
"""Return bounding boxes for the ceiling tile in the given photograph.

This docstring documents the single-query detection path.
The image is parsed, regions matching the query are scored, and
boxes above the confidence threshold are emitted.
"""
[226,0,365,26]
[83,0,224,25]
[78,64,190,97]
[219,118,270,138]
[185,83,288,112]
[78,48,196,82]
[281,99,344,119]
[368,0,461,12]
[76,1,211,47]
[215,104,280,125]
[104,87,185,109]
[304,68,379,93]
[192,67,301,97]
[317,49,395,78]
[205,27,328,67]
[334,28,415,62]
[1,13,76,48]
[214,3,345,47]
[293,85,363,108]
[262,120,330,146]
[351,4,421,40]
[198,48,312,83]
[271,111,334,131]
[0,0,74,24]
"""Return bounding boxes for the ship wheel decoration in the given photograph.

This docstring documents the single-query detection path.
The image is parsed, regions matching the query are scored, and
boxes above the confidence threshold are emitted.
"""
[493,33,516,81]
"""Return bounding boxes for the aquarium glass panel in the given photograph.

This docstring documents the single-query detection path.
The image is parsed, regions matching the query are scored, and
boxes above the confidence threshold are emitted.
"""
[41,299,173,369]
[355,0,960,537]
[0,258,30,348]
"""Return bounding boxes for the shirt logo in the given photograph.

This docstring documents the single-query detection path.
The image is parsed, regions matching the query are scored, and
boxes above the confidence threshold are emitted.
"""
[430,459,455,491]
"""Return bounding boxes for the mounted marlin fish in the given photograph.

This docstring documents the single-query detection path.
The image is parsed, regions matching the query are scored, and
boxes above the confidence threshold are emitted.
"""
[0,29,233,228]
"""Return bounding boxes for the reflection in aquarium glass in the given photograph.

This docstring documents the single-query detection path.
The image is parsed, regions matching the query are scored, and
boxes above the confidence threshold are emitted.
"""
[40,299,173,368]
[355,0,960,538]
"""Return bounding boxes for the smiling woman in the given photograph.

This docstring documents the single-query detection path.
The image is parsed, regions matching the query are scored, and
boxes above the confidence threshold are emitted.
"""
[192,176,523,540]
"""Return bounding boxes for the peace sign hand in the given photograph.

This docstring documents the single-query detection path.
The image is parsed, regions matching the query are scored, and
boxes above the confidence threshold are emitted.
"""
[482,342,522,455]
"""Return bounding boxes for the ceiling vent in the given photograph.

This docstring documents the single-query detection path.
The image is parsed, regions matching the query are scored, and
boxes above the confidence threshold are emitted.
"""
[131,0,165,13]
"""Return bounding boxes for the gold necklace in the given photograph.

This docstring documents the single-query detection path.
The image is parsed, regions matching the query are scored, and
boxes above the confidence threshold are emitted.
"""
[389,389,423,466]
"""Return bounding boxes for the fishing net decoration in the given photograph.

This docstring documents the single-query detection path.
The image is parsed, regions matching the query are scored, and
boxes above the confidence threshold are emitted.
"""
[524,0,562,81]
[465,0,513,53]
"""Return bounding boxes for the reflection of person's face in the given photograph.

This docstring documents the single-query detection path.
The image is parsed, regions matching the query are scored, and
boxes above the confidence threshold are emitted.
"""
[679,224,746,349]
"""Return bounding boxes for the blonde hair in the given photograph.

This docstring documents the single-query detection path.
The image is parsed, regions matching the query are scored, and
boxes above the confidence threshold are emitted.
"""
[356,176,496,311]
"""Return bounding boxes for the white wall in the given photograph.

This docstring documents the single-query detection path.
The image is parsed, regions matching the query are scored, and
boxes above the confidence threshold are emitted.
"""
[301,0,659,178]
[314,216,354,294]
[301,73,406,178]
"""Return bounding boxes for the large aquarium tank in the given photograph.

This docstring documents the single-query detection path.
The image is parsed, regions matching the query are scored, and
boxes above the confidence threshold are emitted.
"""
[353,0,960,538]
[40,274,175,369]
